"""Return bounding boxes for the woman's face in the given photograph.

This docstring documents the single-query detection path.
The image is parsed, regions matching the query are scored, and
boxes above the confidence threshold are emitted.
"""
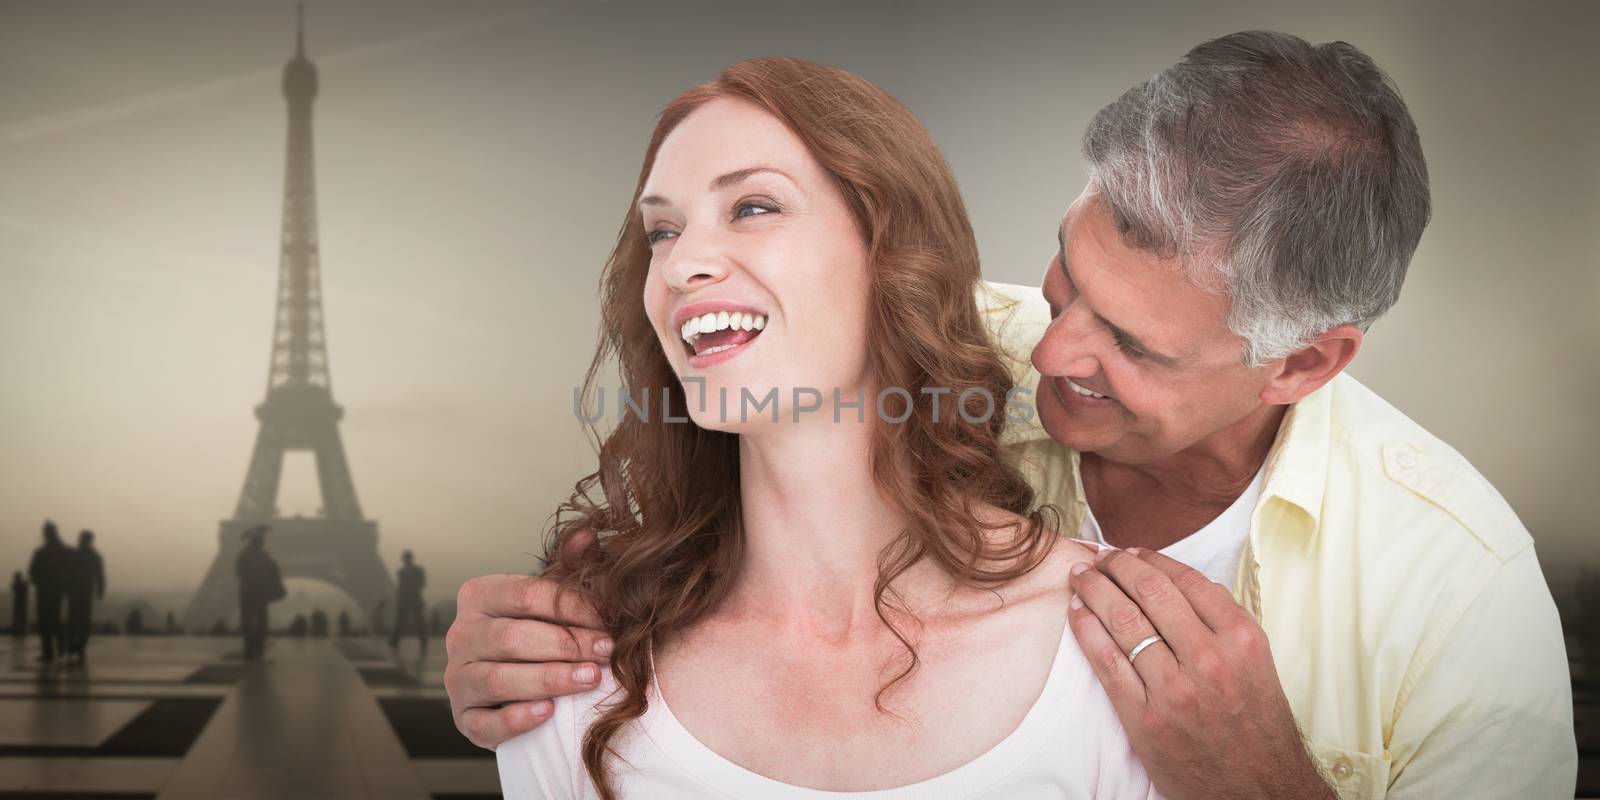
[640,97,873,432]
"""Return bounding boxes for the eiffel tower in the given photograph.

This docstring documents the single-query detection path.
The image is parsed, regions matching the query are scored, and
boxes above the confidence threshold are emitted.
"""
[182,7,393,634]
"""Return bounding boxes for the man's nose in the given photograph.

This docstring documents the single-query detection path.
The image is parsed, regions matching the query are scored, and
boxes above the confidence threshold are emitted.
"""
[1032,302,1100,379]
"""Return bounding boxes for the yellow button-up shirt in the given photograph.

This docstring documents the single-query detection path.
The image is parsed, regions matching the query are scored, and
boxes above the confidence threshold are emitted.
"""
[979,281,1576,799]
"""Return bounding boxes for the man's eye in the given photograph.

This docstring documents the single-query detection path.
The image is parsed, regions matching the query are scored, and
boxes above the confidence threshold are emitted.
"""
[1111,329,1145,360]
[646,229,678,245]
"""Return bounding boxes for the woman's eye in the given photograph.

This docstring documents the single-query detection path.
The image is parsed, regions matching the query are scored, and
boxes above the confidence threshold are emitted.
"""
[734,202,776,219]
[646,229,678,245]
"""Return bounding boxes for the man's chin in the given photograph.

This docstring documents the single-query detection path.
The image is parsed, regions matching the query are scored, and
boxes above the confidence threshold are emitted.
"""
[1037,394,1113,452]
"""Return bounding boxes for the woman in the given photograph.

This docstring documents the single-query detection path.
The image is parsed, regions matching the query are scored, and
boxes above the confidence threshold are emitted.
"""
[497,57,1156,799]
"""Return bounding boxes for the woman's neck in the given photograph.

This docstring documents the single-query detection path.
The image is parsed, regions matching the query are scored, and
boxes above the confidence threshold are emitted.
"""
[723,417,950,644]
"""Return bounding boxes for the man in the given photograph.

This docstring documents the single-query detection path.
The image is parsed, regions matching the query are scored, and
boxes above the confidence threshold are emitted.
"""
[65,529,106,663]
[390,550,428,652]
[27,521,73,665]
[442,31,1574,798]
[9,571,27,638]
[236,525,284,661]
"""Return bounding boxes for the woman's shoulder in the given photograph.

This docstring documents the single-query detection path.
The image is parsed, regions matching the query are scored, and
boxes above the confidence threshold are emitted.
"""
[966,501,1098,599]
[496,669,625,799]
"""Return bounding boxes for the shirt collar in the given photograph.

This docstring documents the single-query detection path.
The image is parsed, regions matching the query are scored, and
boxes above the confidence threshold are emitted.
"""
[1257,374,1337,532]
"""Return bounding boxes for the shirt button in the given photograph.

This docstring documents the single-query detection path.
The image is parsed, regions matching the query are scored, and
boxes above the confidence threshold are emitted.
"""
[1332,758,1354,781]
[1396,451,1418,469]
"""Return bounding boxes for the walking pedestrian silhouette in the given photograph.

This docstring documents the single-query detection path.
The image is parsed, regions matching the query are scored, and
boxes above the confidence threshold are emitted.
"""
[235,525,286,661]
[390,550,427,653]
[9,571,28,638]
[27,521,73,665]
[66,529,106,663]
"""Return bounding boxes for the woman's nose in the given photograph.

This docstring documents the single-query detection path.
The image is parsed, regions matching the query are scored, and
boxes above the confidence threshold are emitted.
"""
[661,226,732,292]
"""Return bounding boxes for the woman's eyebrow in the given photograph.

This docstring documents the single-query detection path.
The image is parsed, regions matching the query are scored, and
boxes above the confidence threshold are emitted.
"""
[709,165,794,191]
[638,165,797,209]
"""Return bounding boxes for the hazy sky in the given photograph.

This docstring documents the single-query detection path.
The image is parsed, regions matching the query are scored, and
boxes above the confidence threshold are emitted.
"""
[2,1,1596,603]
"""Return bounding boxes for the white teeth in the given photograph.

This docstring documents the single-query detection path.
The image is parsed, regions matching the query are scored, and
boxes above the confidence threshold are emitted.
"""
[678,309,770,347]
[1064,378,1110,400]
[700,343,738,355]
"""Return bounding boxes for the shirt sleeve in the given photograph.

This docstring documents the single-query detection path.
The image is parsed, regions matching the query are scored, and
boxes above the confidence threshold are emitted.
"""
[497,694,584,800]
[1385,547,1576,799]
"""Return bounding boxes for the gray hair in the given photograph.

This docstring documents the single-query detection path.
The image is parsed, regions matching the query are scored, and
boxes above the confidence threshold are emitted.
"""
[1082,30,1431,366]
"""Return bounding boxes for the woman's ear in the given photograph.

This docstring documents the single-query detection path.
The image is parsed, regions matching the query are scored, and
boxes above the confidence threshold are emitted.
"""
[1259,324,1362,406]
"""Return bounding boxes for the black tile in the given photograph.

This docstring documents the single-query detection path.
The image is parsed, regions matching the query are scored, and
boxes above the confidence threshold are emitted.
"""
[377,697,492,759]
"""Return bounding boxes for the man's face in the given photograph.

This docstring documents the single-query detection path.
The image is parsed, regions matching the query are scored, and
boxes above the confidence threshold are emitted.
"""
[1031,190,1274,465]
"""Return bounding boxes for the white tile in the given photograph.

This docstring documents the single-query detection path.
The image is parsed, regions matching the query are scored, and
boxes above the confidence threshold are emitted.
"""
[0,699,151,747]
[0,755,179,792]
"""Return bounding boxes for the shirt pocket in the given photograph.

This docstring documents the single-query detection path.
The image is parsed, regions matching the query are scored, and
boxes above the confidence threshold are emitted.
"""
[1308,741,1392,800]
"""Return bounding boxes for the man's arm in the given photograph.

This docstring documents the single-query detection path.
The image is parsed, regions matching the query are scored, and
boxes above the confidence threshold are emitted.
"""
[445,530,612,749]
[1384,548,1575,798]
[1069,548,1335,800]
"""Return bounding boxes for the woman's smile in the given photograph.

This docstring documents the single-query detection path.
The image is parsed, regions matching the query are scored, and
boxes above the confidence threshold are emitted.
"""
[672,301,770,368]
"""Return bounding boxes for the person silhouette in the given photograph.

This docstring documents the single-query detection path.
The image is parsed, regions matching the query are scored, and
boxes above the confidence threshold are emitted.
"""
[27,521,74,664]
[65,530,106,663]
[9,572,27,638]
[337,609,351,638]
[389,550,427,652]
[235,525,285,661]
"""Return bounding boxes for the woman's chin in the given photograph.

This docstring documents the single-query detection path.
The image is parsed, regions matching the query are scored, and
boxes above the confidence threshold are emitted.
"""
[684,407,772,433]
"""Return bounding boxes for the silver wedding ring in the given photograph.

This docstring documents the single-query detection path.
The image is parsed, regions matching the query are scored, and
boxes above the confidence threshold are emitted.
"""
[1127,634,1165,663]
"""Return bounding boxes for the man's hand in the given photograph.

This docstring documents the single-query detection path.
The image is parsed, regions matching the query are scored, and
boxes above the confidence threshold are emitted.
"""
[1068,548,1334,800]
[445,530,610,750]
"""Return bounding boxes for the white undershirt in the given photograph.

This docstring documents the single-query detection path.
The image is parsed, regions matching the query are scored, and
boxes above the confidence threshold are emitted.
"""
[1078,465,1266,590]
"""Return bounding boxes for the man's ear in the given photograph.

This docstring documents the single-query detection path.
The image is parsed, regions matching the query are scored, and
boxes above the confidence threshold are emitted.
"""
[1259,324,1362,406]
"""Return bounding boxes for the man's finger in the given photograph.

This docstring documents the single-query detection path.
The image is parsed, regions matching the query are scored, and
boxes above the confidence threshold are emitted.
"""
[1068,589,1149,712]
[1094,548,1212,658]
[464,617,612,663]
[559,528,599,568]
[1130,547,1247,630]
[457,659,603,709]
[1069,561,1179,687]
[457,699,554,750]
[458,573,604,629]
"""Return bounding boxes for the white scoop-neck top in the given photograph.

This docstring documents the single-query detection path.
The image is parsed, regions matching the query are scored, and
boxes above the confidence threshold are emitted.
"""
[498,572,1157,799]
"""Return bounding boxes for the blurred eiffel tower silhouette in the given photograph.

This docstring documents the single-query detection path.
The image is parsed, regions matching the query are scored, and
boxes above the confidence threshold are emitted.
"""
[182,6,392,634]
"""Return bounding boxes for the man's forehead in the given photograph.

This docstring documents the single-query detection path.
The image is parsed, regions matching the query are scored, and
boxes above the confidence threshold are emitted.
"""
[1056,193,1239,360]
